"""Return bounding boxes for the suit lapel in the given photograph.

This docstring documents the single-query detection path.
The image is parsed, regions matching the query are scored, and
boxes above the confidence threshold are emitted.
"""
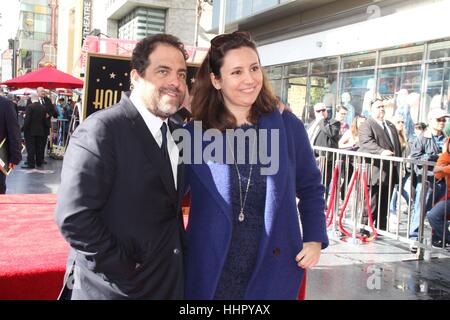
[369,117,394,151]
[386,121,401,156]
[121,93,177,201]
[168,120,185,214]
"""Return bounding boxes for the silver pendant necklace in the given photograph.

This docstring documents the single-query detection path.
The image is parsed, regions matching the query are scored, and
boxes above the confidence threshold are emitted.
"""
[226,125,257,222]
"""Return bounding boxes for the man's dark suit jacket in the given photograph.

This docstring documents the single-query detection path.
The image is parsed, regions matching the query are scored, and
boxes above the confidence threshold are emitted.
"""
[0,96,22,165]
[38,96,57,127]
[312,118,341,149]
[23,102,48,136]
[55,92,185,299]
[358,117,401,186]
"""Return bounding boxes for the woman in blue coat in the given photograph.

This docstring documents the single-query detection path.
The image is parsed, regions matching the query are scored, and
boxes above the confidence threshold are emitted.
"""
[183,31,328,299]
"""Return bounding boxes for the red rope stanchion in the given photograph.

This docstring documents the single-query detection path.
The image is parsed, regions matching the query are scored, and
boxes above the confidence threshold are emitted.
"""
[361,170,378,241]
[338,168,359,238]
[325,164,340,228]
[337,165,378,243]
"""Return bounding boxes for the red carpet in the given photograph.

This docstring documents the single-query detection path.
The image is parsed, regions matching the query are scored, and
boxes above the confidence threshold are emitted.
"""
[0,194,306,300]
[0,194,68,300]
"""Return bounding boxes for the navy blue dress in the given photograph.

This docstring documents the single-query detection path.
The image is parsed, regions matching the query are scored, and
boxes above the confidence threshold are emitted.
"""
[214,124,267,299]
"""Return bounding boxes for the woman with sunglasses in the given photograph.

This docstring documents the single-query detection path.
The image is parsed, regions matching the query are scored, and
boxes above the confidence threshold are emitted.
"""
[183,31,328,299]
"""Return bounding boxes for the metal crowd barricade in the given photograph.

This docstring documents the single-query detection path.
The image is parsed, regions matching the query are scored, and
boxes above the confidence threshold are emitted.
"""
[50,119,69,159]
[312,146,449,259]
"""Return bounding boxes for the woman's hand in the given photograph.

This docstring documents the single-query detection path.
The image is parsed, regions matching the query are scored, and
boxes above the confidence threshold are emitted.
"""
[295,242,322,269]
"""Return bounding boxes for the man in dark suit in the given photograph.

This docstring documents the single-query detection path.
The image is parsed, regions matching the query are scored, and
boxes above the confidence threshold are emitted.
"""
[358,98,401,233]
[0,96,22,193]
[307,102,340,190]
[37,87,56,160]
[22,94,49,169]
[55,34,188,299]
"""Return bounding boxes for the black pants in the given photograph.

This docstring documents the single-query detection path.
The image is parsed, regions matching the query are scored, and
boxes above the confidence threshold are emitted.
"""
[362,184,392,231]
[25,135,46,167]
[0,173,6,194]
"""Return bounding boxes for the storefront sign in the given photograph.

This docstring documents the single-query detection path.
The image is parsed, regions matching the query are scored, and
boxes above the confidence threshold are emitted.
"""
[83,53,131,120]
[82,0,92,47]
[83,53,199,121]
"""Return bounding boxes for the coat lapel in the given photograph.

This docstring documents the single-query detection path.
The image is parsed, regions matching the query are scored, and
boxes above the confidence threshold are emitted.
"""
[189,128,233,222]
[254,110,288,260]
[189,110,289,239]
[120,93,177,202]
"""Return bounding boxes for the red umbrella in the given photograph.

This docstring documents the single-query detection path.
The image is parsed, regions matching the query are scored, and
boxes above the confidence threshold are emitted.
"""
[0,66,83,89]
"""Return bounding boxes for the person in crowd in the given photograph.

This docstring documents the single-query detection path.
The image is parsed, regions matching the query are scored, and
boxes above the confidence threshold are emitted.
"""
[184,31,328,299]
[55,34,189,299]
[389,114,412,231]
[37,87,56,161]
[428,137,450,249]
[307,102,341,190]
[338,114,366,200]
[358,98,402,235]
[6,93,19,118]
[409,108,448,251]
[21,94,48,169]
[338,115,366,151]
[414,122,427,139]
[56,98,66,120]
[335,105,349,136]
[0,96,22,193]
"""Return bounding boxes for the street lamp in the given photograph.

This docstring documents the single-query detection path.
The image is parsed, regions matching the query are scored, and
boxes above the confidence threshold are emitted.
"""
[8,38,19,78]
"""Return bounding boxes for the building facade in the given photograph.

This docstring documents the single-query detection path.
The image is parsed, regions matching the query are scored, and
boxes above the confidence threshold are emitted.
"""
[213,0,450,125]
[16,0,58,74]
[57,0,213,77]
[105,0,213,47]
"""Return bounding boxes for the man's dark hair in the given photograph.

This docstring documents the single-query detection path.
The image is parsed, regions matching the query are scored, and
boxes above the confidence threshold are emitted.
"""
[336,105,348,112]
[131,34,189,76]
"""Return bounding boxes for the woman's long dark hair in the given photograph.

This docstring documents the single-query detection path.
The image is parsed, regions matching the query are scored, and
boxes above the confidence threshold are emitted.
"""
[191,32,276,131]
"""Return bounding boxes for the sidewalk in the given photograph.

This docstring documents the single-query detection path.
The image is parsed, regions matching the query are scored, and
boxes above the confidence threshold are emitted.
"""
[307,235,450,299]
[5,154,450,300]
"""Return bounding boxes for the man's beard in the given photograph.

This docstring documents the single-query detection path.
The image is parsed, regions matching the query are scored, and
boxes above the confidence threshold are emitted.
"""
[144,87,182,118]
[154,97,180,118]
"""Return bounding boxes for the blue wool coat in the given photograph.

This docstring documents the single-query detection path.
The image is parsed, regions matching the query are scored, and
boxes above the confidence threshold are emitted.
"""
[183,109,329,299]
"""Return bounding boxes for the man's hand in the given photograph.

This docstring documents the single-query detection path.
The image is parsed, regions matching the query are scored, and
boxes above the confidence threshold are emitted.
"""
[381,150,394,156]
[434,165,447,173]
[8,163,16,170]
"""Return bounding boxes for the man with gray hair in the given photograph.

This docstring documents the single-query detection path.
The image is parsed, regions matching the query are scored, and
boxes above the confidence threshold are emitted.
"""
[307,102,340,190]
[22,94,48,169]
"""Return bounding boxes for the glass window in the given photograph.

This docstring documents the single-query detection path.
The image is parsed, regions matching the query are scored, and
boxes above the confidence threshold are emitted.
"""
[380,45,424,65]
[428,41,450,60]
[342,53,376,70]
[423,62,450,121]
[284,62,308,77]
[34,14,50,34]
[311,58,338,74]
[268,79,282,98]
[339,70,375,119]
[285,77,308,122]
[265,65,282,79]
[309,75,338,121]
[377,65,422,135]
